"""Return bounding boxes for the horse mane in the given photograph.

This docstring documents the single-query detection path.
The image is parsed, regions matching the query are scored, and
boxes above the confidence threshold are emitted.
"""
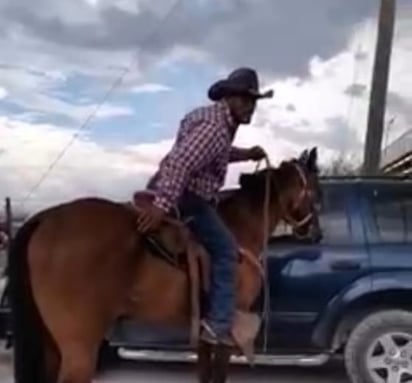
[218,160,300,211]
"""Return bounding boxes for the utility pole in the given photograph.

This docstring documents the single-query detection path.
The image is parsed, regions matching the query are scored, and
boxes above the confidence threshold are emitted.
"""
[362,0,396,175]
[5,197,12,259]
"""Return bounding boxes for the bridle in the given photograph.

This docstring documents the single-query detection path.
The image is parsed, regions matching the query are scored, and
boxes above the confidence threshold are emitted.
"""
[255,158,315,234]
[280,161,314,231]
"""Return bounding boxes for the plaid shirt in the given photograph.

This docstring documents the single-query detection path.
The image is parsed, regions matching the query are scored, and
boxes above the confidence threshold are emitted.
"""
[148,100,246,212]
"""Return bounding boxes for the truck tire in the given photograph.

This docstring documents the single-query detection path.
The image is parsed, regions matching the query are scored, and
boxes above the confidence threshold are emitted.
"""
[344,310,412,383]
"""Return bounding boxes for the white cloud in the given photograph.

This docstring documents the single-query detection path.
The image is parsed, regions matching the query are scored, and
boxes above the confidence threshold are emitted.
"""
[83,0,99,7]
[245,12,412,169]
[0,116,166,215]
[0,0,380,128]
[131,83,172,94]
[0,58,137,123]
[95,104,135,118]
[0,87,7,99]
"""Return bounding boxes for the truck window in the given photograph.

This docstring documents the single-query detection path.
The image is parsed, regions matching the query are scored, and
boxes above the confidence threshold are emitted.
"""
[318,183,356,244]
[365,183,412,244]
[270,182,356,245]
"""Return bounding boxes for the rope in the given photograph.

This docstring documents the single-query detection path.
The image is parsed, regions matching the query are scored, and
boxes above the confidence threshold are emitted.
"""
[255,155,272,352]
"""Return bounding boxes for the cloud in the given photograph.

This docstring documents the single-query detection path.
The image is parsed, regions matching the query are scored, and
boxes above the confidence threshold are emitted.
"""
[0,88,8,100]
[344,84,367,98]
[0,116,167,214]
[0,59,136,124]
[131,83,172,94]
[0,0,408,119]
[251,8,412,167]
[0,0,378,80]
[94,104,135,118]
[0,0,411,217]
[0,0,405,131]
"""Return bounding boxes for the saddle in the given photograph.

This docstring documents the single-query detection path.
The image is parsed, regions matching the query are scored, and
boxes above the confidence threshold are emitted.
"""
[131,191,263,363]
[132,191,211,344]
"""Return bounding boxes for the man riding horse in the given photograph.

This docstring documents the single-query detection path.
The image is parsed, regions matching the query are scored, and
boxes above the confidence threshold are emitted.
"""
[136,67,273,347]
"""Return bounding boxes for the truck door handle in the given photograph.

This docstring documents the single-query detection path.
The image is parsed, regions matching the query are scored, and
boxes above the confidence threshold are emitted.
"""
[330,259,361,271]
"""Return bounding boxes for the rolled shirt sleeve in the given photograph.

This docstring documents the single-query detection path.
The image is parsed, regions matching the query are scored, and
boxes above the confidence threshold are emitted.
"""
[229,146,248,163]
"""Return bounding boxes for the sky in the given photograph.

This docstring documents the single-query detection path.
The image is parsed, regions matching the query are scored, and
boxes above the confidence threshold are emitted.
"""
[0,0,411,215]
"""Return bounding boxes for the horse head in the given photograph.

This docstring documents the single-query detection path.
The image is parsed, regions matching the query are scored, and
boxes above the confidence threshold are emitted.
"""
[239,147,322,243]
[290,147,322,242]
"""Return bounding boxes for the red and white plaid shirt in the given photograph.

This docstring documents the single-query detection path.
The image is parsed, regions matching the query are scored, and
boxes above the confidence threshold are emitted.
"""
[148,100,246,212]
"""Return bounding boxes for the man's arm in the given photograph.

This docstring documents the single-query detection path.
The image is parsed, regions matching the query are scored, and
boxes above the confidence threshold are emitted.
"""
[229,146,249,163]
[229,145,267,163]
[153,120,225,212]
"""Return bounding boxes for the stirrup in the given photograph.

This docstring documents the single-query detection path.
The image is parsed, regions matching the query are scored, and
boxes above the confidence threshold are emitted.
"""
[200,321,235,347]
[200,321,218,345]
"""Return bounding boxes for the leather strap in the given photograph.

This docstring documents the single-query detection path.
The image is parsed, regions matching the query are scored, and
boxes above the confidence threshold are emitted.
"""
[186,240,201,346]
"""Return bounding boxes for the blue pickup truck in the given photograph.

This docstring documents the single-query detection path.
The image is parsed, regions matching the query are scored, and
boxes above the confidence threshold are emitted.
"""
[2,176,412,383]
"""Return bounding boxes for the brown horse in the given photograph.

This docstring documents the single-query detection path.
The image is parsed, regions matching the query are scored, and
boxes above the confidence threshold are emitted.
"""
[7,147,320,383]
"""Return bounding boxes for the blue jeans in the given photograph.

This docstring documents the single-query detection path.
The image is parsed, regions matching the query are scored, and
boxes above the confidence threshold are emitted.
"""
[177,192,237,337]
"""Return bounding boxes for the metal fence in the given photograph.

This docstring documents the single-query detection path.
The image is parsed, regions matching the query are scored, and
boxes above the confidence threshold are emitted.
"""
[381,129,412,171]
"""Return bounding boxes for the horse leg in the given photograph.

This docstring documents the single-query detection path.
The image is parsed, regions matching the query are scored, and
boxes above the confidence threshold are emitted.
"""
[197,341,213,383]
[211,345,231,383]
[58,341,98,383]
[44,330,61,383]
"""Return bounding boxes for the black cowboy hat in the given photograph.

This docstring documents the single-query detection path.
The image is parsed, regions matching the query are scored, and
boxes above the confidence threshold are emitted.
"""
[208,67,274,102]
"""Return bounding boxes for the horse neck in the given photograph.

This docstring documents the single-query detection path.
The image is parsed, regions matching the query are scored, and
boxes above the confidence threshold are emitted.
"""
[219,190,282,256]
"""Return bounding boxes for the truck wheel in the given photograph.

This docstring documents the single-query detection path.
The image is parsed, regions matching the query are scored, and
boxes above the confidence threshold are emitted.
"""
[344,310,412,383]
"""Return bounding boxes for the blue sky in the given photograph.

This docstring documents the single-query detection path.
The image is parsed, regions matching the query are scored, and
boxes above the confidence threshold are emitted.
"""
[0,0,411,214]
[85,60,223,146]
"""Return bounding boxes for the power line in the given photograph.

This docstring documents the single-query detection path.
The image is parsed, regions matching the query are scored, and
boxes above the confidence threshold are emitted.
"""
[19,0,182,209]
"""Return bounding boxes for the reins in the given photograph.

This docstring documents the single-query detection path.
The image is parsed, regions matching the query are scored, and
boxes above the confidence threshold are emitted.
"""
[253,155,312,352]
[254,155,272,352]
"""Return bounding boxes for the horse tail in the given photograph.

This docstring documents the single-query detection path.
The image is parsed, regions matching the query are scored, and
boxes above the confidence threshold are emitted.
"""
[7,215,49,383]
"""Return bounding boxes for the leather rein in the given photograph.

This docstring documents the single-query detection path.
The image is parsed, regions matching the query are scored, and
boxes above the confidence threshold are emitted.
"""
[251,156,314,351]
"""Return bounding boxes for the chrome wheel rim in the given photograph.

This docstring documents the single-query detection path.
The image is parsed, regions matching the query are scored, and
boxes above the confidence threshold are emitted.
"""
[366,332,412,383]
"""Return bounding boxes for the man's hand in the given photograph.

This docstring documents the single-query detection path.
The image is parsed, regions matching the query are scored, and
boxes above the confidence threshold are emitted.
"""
[247,146,267,161]
[136,204,166,233]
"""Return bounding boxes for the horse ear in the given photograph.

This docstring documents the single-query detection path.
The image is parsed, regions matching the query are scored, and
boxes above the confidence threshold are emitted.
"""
[307,147,318,173]
[298,149,309,165]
